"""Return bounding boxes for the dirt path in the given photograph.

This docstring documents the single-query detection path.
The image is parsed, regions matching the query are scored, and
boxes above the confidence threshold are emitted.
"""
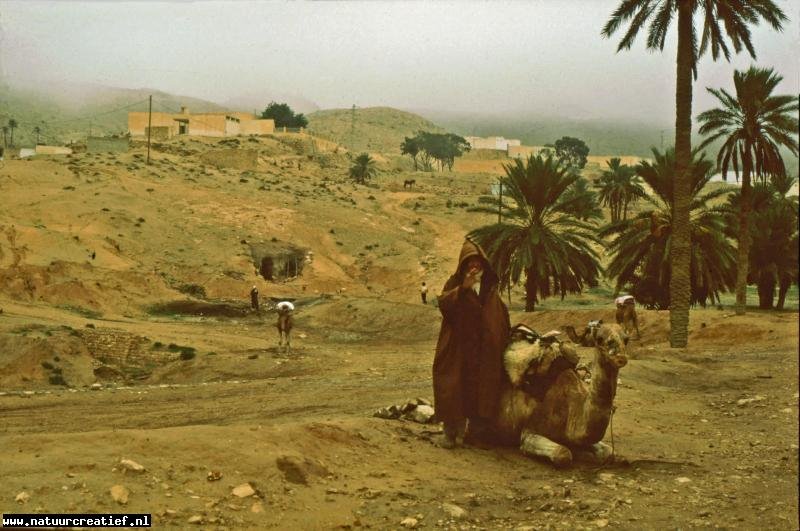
[1,305,797,529]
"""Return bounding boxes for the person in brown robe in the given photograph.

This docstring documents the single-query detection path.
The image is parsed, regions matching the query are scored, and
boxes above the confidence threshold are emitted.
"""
[433,238,510,448]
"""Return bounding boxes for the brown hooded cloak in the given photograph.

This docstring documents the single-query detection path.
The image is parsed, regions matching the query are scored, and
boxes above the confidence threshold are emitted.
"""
[433,239,510,425]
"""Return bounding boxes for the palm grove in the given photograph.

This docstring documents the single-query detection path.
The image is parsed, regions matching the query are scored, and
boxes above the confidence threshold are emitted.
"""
[460,1,796,347]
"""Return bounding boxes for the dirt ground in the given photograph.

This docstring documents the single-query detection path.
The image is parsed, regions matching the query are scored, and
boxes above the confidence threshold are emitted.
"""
[1,138,798,530]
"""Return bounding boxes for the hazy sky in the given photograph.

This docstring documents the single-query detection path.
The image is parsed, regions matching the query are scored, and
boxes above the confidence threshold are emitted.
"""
[1,0,798,122]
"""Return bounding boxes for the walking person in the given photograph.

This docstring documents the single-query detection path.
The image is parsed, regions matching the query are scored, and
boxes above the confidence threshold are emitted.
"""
[433,238,510,448]
[420,281,428,304]
[250,285,260,312]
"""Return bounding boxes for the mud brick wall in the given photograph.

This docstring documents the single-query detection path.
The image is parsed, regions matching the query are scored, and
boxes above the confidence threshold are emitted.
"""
[79,329,177,366]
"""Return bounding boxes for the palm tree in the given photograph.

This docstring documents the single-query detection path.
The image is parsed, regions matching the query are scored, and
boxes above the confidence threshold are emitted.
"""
[601,148,736,309]
[594,158,644,223]
[722,175,798,309]
[603,0,787,347]
[697,66,799,314]
[33,126,42,145]
[562,175,604,221]
[1,126,7,148]
[467,154,603,311]
[7,118,18,147]
[348,153,377,184]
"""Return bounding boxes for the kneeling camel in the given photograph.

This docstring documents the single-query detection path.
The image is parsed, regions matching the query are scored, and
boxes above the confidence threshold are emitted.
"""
[490,323,628,467]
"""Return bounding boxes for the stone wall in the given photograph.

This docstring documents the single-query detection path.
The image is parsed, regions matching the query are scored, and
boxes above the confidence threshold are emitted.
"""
[79,328,177,366]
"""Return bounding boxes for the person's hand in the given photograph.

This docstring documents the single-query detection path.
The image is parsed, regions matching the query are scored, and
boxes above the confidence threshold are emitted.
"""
[462,267,481,290]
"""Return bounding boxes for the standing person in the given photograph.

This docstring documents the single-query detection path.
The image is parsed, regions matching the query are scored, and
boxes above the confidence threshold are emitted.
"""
[433,238,510,449]
[420,281,428,304]
[250,285,260,311]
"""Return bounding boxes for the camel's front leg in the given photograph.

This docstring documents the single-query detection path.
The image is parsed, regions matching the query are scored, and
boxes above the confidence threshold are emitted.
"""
[574,441,614,464]
[520,431,573,468]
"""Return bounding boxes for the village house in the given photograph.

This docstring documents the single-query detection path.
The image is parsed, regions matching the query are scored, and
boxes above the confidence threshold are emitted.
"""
[464,135,521,151]
[127,106,275,139]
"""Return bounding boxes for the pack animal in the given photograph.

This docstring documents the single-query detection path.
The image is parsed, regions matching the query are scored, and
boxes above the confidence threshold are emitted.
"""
[489,323,629,467]
[275,301,295,353]
[403,179,416,188]
[615,295,640,339]
[562,319,603,347]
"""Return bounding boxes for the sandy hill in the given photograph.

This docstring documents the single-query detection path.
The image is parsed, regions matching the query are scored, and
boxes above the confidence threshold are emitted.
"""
[307,107,445,154]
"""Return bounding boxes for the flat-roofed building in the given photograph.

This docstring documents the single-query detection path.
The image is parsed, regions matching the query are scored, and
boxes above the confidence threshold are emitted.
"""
[127,106,275,138]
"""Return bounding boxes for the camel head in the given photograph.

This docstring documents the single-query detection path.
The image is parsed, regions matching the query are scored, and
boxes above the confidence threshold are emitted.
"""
[593,323,628,370]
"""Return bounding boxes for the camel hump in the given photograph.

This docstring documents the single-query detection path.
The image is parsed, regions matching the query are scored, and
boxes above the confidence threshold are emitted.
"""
[504,327,579,389]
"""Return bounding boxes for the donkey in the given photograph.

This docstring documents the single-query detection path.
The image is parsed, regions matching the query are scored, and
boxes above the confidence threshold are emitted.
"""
[275,301,295,353]
[403,179,416,189]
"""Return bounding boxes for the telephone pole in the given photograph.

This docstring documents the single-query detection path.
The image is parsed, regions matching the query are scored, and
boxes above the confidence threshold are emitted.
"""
[146,95,153,165]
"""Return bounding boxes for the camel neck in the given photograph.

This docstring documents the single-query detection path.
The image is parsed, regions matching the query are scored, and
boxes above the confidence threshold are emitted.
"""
[589,351,619,409]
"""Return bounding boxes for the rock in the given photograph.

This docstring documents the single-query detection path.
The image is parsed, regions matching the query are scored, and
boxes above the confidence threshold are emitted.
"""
[442,502,467,519]
[15,491,30,504]
[736,395,766,406]
[251,501,264,513]
[119,459,145,473]
[110,485,129,504]
[207,471,223,482]
[187,515,203,524]
[675,477,692,484]
[400,517,419,528]
[232,483,256,498]
[594,518,609,528]
[90,383,103,391]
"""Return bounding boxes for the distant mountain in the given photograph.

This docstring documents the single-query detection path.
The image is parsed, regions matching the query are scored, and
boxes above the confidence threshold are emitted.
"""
[411,108,672,158]
[221,93,320,116]
[307,107,445,154]
[0,81,229,146]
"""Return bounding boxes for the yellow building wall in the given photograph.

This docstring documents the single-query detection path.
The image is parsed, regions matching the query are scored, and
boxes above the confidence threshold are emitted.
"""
[187,114,229,137]
[241,119,275,135]
[128,112,179,137]
[35,145,73,155]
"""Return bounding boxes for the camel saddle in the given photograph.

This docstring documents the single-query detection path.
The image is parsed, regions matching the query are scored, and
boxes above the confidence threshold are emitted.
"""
[509,324,580,399]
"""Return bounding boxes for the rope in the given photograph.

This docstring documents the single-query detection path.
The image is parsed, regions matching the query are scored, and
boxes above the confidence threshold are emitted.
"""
[610,403,617,461]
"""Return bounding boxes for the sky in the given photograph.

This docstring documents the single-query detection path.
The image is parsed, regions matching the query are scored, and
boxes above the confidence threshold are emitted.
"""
[1,0,798,123]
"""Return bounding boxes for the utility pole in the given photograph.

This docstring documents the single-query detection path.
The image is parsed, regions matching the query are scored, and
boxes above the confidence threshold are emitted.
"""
[146,95,152,165]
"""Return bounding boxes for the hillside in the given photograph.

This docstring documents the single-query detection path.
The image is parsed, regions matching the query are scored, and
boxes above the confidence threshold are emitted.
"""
[307,106,445,154]
[0,82,228,146]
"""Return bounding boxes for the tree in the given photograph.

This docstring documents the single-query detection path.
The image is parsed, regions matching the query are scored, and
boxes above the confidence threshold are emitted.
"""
[349,153,377,184]
[7,118,18,147]
[562,176,603,221]
[697,66,799,315]
[33,126,41,145]
[594,158,644,223]
[600,148,736,309]
[554,136,589,169]
[722,176,798,309]
[603,0,787,347]
[260,102,308,128]
[404,131,471,172]
[400,135,422,170]
[468,154,603,311]
[1,126,7,148]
